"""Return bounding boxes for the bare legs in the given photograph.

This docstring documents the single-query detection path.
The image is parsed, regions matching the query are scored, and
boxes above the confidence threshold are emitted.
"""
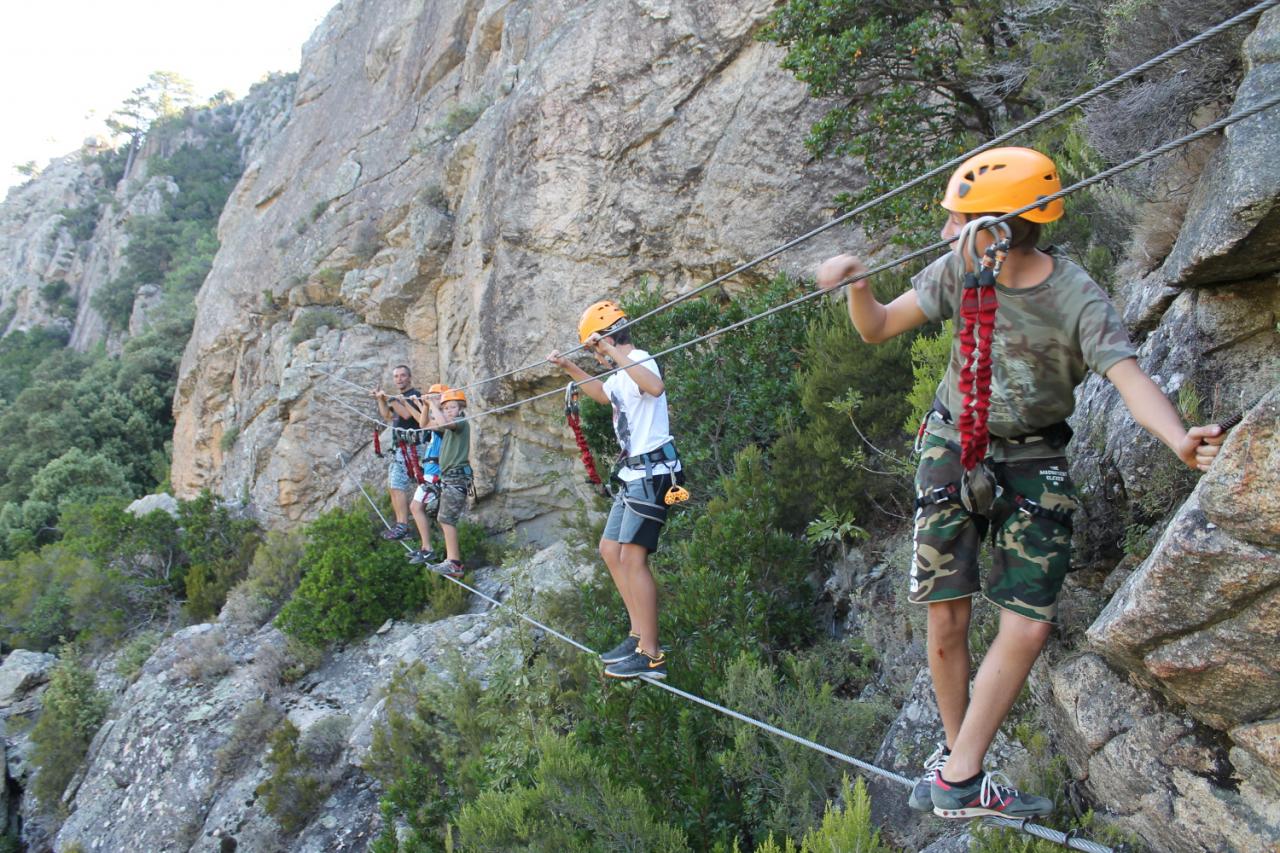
[599,538,660,656]
[930,601,1052,781]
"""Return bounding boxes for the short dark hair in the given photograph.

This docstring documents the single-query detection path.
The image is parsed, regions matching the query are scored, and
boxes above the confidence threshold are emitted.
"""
[971,213,1040,250]
[605,325,632,346]
[393,364,411,376]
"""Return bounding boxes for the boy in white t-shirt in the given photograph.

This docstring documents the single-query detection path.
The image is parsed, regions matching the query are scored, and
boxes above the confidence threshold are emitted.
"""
[549,300,682,680]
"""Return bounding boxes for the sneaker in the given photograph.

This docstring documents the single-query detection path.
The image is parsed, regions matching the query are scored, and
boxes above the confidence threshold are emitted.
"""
[407,549,439,565]
[380,522,412,541]
[908,745,949,812]
[600,634,639,664]
[428,558,465,579]
[931,770,1053,819]
[604,649,667,680]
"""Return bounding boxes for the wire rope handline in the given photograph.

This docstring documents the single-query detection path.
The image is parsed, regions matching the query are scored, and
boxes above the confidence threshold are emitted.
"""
[329,450,1115,852]
[416,0,1277,398]
[315,90,1280,435]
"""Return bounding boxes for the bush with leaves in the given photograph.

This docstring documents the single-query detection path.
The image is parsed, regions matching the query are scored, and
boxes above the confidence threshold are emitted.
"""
[455,733,692,852]
[771,280,919,532]
[30,656,111,813]
[717,646,892,845]
[750,776,893,853]
[276,506,439,647]
[179,493,260,620]
[256,718,345,835]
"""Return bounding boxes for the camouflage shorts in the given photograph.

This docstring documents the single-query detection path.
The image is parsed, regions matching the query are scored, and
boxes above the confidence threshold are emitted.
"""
[910,434,1078,623]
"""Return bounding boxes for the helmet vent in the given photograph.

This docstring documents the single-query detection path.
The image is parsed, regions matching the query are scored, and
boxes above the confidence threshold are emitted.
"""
[964,171,976,182]
[957,183,972,198]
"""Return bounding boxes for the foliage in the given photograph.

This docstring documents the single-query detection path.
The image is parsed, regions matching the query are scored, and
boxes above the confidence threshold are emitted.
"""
[276,506,440,647]
[759,0,1048,241]
[257,718,343,835]
[455,733,692,852]
[289,308,348,345]
[579,275,820,489]
[751,776,892,853]
[770,276,919,531]
[222,529,306,626]
[440,99,490,137]
[115,629,162,681]
[0,327,69,407]
[718,647,891,845]
[30,655,111,813]
[179,493,260,620]
[902,319,952,434]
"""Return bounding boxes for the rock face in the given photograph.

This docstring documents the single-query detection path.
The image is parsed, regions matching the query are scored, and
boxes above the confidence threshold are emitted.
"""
[0,77,294,352]
[1053,9,1280,850]
[0,651,56,709]
[170,0,854,532]
[49,541,593,853]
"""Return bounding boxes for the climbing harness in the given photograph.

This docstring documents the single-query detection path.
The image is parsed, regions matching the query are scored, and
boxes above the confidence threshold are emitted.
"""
[563,383,607,494]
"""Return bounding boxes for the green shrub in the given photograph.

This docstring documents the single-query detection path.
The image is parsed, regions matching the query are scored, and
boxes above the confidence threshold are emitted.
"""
[115,630,163,681]
[219,426,239,452]
[215,698,283,780]
[902,320,952,435]
[771,280,918,532]
[180,493,261,621]
[751,776,892,853]
[455,733,692,852]
[275,506,433,646]
[440,99,489,137]
[30,656,110,813]
[717,646,892,844]
[288,308,348,345]
[256,719,337,834]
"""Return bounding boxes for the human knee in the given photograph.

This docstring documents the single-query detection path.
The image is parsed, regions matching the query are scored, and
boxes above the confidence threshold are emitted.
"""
[1000,611,1053,648]
[927,600,971,644]
[619,545,649,573]
[598,540,621,565]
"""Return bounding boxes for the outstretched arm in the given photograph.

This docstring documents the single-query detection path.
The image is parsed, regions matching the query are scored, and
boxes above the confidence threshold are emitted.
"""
[548,351,610,405]
[1107,358,1224,471]
[816,254,929,343]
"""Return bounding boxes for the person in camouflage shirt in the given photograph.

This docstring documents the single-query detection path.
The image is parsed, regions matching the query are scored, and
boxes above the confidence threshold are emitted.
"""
[817,147,1225,821]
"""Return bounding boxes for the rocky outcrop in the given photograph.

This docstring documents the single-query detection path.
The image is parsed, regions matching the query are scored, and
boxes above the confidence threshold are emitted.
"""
[170,0,854,532]
[0,77,295,353]
[1052,9,1280,850]
[50,541,592,852]
[0,651,56,708]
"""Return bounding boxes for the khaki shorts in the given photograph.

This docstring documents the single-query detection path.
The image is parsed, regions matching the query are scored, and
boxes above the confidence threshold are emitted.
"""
[910,435,1078,623]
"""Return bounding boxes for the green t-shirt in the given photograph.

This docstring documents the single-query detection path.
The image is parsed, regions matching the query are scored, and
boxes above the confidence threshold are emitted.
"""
[912,248,1136,459]
[437,420,471,476]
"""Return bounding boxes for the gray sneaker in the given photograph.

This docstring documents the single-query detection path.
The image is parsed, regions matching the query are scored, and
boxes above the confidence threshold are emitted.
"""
[604,649,667,680]
[908,745,948,812]
[931,770,1053,819]
[408,549,439,565]
[427,558,465,579]
[600,634,639,664]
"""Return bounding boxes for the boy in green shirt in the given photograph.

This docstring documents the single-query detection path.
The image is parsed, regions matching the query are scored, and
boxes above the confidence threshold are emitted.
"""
[412,387,472,580]
[817,147,1225,819]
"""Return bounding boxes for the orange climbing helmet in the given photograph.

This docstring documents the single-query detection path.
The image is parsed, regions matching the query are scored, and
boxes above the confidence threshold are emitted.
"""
[427,383,448,394]
[440,388,466,405]
[578,300,627,344]
[941,147,1064,224]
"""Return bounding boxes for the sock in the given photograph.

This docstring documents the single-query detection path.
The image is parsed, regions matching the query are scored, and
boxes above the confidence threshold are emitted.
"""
[940,770,982,788]
[942,746,952,756]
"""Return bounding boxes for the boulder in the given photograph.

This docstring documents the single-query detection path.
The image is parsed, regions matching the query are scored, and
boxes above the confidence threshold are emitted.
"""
[0,650,57,707]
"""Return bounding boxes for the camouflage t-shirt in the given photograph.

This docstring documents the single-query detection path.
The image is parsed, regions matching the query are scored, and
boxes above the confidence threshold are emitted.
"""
[912,248,1136,460]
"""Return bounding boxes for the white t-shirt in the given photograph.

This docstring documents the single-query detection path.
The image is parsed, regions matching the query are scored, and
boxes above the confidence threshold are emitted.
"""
[602,349,680,483]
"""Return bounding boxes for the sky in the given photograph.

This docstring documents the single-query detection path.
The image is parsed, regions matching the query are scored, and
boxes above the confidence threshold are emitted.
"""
[0,0,339,195]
